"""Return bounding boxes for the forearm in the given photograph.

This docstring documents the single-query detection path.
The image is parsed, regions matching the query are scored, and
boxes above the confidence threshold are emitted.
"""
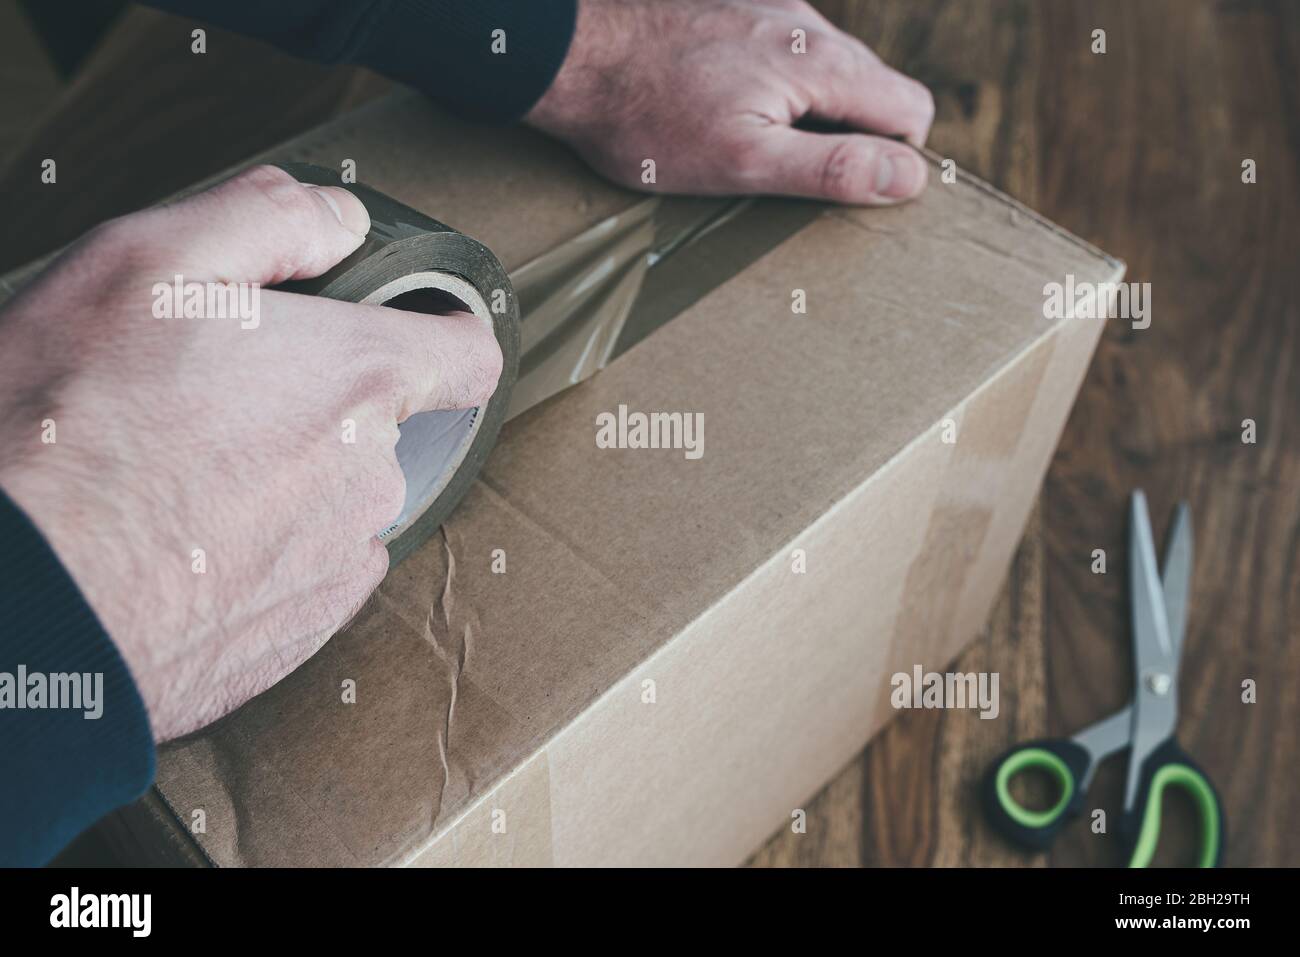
[141,0,578,121]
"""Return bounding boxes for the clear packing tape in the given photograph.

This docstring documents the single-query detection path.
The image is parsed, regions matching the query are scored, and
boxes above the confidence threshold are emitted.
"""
[282,163,822,561]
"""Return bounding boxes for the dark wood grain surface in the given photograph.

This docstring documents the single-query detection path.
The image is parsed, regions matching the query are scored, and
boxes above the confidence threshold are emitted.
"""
[750,0,1299,868]
[0,0,1293,867]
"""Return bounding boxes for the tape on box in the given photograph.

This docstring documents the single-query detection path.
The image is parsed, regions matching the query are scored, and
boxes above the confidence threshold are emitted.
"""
[280,162,821,560]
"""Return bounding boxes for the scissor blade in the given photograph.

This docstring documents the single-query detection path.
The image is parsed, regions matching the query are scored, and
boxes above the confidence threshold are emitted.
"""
[1130,491,1174,662]
[1124,490,1180,811]
[1161,502,1193,660]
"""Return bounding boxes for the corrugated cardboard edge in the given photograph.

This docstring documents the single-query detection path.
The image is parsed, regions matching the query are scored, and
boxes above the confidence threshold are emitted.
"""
[921,146,1123,276]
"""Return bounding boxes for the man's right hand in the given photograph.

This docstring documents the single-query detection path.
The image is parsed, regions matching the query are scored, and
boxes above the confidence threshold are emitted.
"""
[0,165,503,741]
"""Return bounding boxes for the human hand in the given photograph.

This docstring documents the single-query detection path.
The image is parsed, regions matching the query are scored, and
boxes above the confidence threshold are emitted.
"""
[0,165,503,741]
[526,0,935,205]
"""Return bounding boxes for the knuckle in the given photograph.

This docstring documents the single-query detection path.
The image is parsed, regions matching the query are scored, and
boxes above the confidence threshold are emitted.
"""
[237,164,317,221]
[221,165,320,281]
[75,214,174,298]
[350,356,407,418]
[236,163,299,197]
[822,38,860,76]
[819,140,870,202]
[82,214,153,271]
[84,214,137,249]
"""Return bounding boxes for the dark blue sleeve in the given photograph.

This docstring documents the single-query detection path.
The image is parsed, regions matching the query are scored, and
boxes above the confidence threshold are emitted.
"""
[0,489,156,867]
[143,0,578,121]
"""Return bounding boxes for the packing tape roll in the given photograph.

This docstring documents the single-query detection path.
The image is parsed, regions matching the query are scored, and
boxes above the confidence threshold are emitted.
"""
[276,163,520,564]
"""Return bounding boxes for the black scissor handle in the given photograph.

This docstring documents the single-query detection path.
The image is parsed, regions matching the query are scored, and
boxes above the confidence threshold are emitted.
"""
[982,738,1092,851]
[1120,737,1225,867]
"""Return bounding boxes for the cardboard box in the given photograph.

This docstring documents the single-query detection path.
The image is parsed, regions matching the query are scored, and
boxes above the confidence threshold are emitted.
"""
[78,92,1119,866]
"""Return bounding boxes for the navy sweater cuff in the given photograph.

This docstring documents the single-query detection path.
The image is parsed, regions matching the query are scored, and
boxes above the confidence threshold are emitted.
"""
[358,0,578,121]
[0,488,156,867]
[143,0,579,122]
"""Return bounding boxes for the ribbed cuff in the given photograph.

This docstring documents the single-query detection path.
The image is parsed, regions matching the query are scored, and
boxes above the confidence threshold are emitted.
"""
[0,488,156,866]
[357,0,578,121]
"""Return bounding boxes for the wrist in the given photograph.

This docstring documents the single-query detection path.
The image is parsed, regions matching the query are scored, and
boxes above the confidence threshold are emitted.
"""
[525,0,637,139]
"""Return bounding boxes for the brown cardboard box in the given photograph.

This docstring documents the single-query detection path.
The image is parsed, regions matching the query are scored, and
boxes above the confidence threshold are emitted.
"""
[75,92,1120,866]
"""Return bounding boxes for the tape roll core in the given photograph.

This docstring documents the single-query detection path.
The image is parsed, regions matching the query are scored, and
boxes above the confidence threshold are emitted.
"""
[367,273,490,543]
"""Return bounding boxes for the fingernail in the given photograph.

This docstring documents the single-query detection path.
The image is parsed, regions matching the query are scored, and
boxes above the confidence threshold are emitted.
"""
[876,152,927,200]
[307,184,370,236]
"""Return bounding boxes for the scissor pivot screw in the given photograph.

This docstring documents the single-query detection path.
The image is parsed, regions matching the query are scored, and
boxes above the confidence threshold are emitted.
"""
[1145,672,1172,695]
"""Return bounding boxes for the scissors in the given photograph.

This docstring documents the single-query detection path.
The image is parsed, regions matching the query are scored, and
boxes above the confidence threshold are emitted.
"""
[982,491,1224,867]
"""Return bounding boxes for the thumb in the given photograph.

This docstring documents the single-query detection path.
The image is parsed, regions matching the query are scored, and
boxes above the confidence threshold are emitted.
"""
[738,127,929,205]
[127,164,371,285]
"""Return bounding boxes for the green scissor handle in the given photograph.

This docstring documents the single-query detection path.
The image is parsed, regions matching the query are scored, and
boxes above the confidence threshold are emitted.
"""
[982,739,1092,851]
[1121,737,1224,868]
